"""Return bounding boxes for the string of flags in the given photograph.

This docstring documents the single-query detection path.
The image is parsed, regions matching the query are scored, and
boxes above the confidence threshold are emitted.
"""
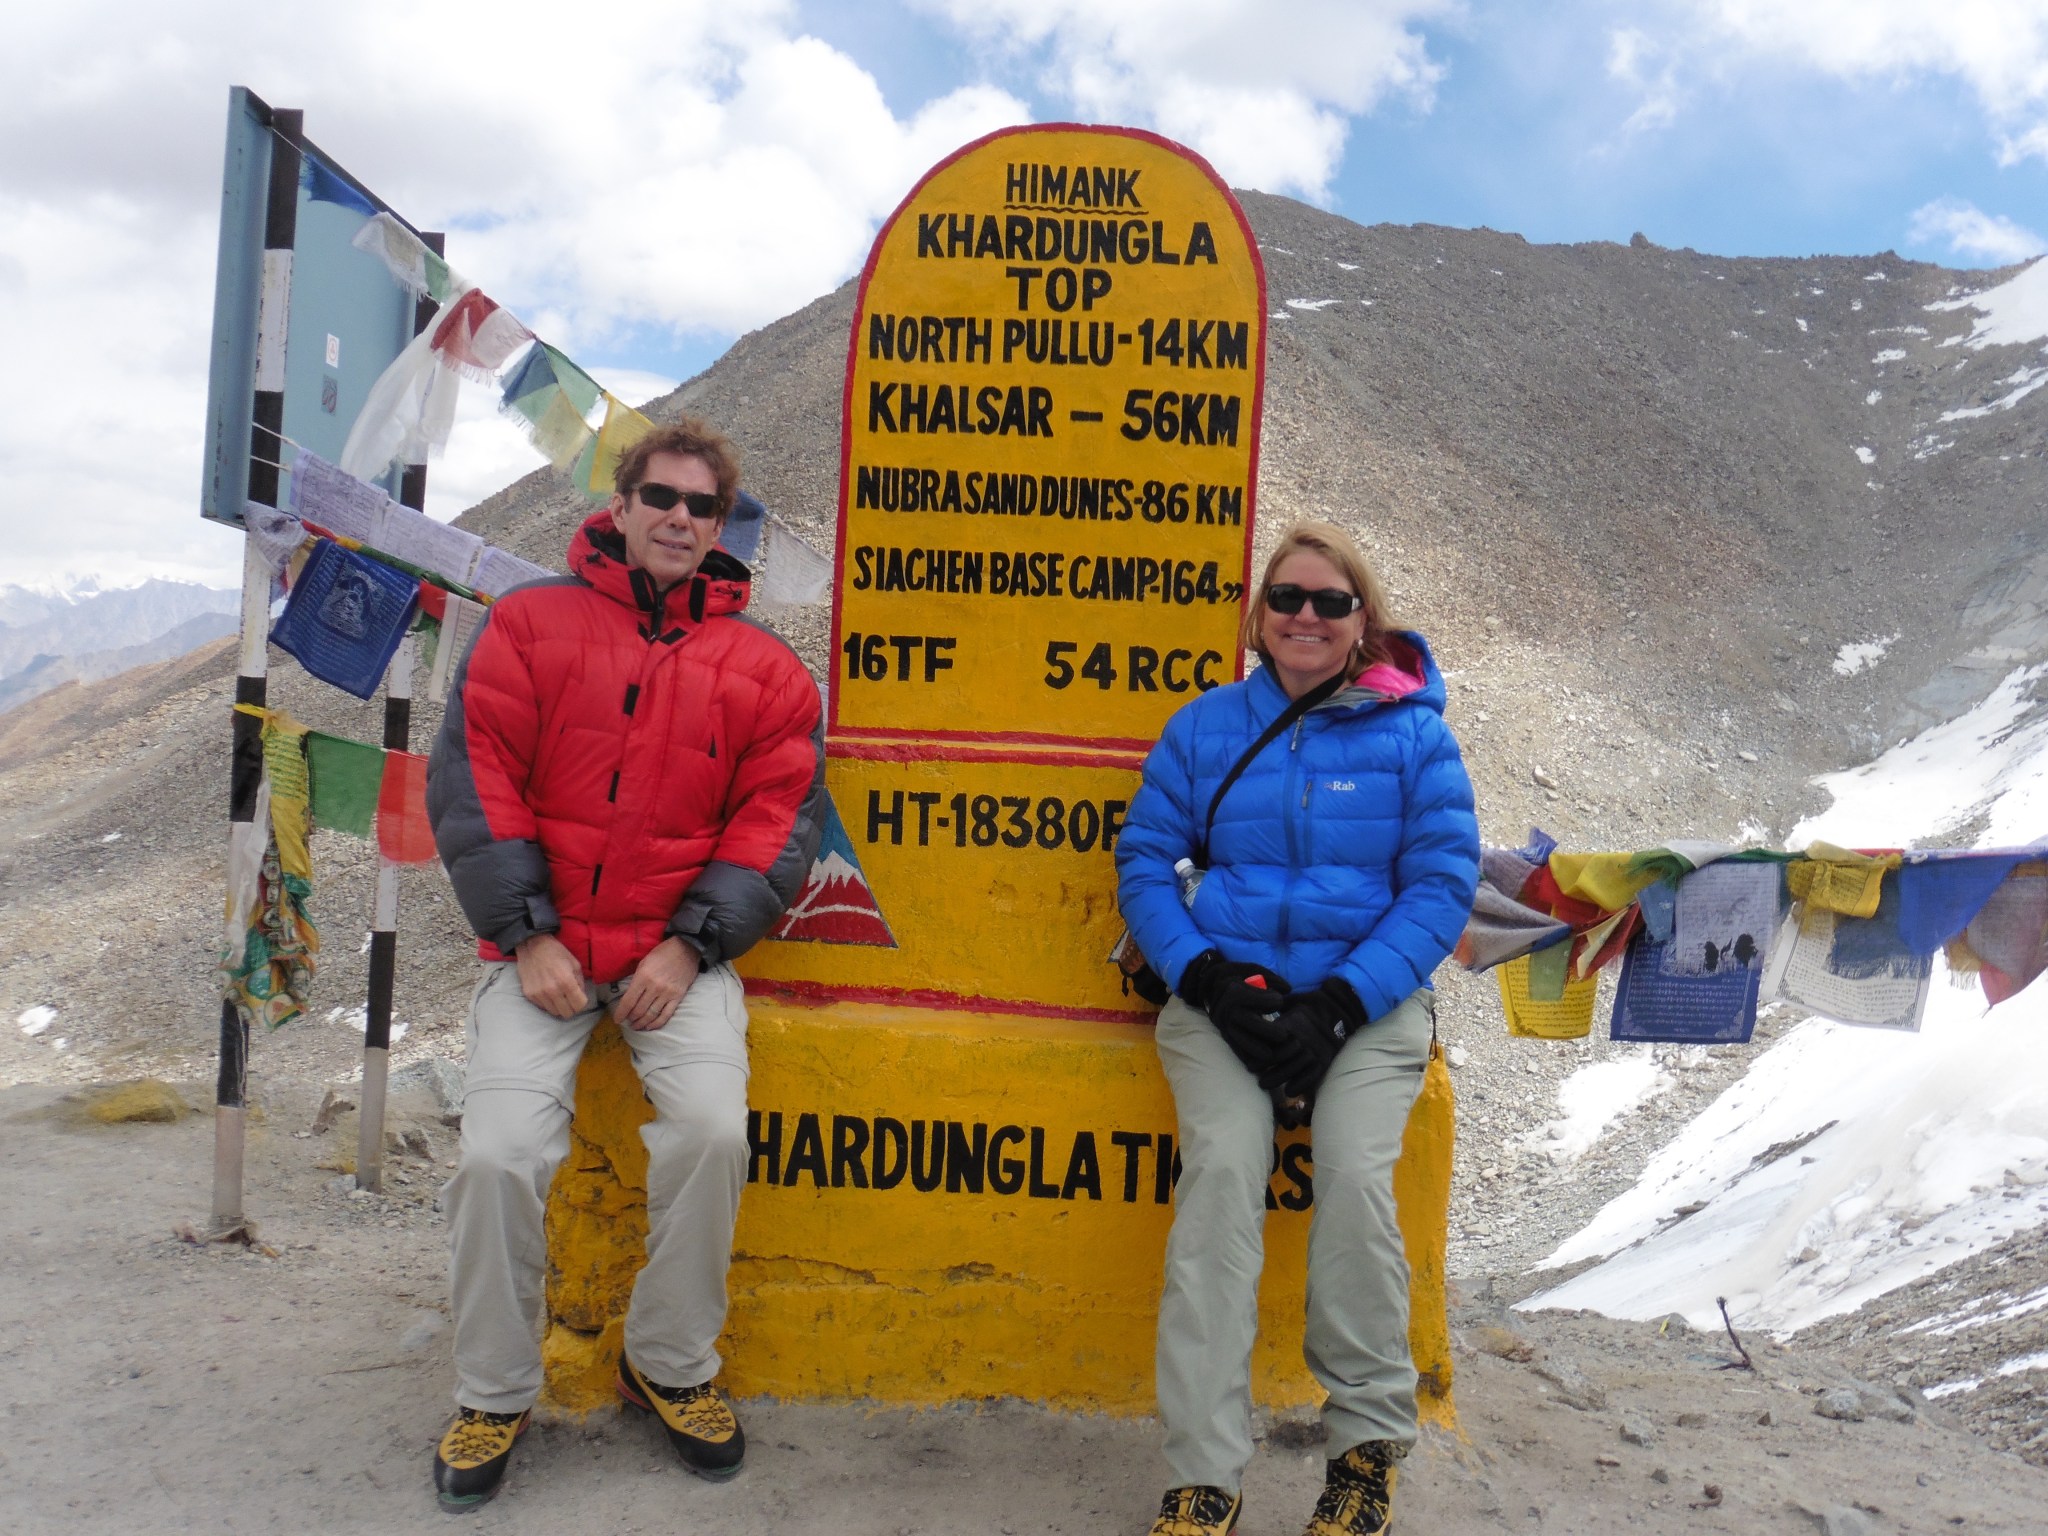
[1457,829,2048,1044]
[311,166,832,599]
[219,702,438,1032]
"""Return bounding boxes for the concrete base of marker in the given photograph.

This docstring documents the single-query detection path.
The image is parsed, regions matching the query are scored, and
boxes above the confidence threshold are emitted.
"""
[540,998,1456,1425]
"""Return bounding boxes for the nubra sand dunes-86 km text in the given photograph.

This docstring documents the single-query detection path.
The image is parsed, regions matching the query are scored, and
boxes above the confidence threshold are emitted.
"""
[5,194,2048,1533]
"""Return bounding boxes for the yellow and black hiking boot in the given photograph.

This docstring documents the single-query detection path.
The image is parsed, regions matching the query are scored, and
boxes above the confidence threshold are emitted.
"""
[1302,1440,1403,1535]
[431,1406,528,1512]
[1149,1485,1242,1535]
[617,1353,746,1480]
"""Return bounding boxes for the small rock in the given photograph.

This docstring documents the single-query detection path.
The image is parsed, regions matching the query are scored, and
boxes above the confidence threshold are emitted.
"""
[1532,766,1559,789]
[311,1089,355,1135]
[1533,1358,1607,1411]
[1738,750,1759,763]
[1619,1415,1655,1447]
[1595,1454,1620,1467]
[1796,1505,1875,1536]
[1675,1412,1707,1429]
[1856,1384,1915,1423]
[391,1057,465,1115]
[82,1081,189,1125]
[1472,1326,1535,1363]
[1446,1045,1469,1068]
[1814,1388,1865,1422]
[1756,1409,1776,1427]
[402,1127,433,1159]
[1650,1467,1670,1484]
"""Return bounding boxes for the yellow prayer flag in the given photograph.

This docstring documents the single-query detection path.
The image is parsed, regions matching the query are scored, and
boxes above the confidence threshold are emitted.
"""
[1495,952,1599,1039]
[1786,842,1900,919]
[1548,851,1660,913]
[585,394,656,497]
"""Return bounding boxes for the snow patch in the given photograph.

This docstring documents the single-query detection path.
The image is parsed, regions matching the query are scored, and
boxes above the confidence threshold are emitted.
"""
[1796,318,1809,333]
[1285,299,1340,311]
[1994,1349,2048,1378]
[1925,258,2048,349]
[18,1006,55,1037]
[1865,390,1882,405]
[1831,634,1895,676]
[1530,1052,1671,1160]
[1336,262,1358,271]
[1925,1378,1982,1399]
[1873,348,1909,364]
[1939,365,2048,421]
[1854,446,1876,466]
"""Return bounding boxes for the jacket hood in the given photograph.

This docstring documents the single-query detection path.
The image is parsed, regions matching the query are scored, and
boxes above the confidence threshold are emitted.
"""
[1249,629,1448,717]
[568,509,752,627]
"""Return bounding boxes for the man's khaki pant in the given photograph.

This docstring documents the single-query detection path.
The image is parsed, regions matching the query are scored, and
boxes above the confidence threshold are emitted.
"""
[445,960,750,1413]
[1153,989,1433,1492]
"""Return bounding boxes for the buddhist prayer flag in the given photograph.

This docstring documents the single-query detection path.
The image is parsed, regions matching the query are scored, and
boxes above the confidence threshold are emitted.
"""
[306,730,383,838]
[585,394,656,497]
[431,289,533,379]
[377,750,436,864]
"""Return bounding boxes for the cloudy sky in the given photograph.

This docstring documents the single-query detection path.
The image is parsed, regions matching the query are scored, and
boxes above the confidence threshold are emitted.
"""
[4,0,2045,591]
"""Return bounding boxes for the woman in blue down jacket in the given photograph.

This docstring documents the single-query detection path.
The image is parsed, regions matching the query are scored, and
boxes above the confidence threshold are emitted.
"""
[1116,520,1479,1536]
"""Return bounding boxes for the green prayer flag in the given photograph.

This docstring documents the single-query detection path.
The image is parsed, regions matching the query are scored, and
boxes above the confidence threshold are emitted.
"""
[544,343,603,415]
[1526,938,1572,1002]
[306,730,384,839]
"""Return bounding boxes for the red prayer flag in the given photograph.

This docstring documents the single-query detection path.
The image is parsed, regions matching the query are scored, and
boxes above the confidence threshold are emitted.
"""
[377,750,437,864]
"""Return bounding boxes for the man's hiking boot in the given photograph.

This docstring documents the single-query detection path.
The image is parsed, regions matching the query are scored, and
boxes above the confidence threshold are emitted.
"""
[431,1406,528,1511]
[617,1353,746,1479]
[1148,1484,1242,1535]
[1302,1440,1403,1535]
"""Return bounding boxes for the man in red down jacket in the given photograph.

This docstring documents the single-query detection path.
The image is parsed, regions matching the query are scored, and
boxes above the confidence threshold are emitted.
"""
[424,419,824,1510]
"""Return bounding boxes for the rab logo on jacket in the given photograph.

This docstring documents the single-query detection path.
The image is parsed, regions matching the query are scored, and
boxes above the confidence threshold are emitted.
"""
[769,794,897,947]
[1325,779,1357,792]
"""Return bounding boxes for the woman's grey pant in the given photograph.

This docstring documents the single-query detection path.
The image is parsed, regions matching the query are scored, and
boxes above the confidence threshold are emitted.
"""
[444,960,750,1413]
[1153,988,1433,1492]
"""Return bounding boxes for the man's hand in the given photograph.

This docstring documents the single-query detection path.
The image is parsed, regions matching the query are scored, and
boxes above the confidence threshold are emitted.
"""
[514,932,588,1020]
[614,937,702,1032]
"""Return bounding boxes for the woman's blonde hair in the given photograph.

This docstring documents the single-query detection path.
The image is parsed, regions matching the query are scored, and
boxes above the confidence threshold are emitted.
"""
[1238,519,1396,675]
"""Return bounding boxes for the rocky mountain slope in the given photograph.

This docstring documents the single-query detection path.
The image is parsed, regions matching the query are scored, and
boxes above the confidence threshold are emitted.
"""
[3,195,2045,1486]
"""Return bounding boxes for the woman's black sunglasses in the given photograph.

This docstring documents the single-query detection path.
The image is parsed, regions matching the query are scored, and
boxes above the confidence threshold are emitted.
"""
[632,483,723,519]
[1266,583,1363,619]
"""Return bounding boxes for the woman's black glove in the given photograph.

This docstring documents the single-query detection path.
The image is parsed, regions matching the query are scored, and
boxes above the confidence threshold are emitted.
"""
[1179,949,1290,1071]
[1255,977,1370,1099]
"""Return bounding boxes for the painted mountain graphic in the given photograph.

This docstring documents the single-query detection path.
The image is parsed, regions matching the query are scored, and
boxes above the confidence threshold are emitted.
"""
[770,793,896,947]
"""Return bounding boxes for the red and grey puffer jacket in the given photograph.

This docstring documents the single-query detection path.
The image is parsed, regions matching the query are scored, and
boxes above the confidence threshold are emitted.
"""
[427,510,825,983]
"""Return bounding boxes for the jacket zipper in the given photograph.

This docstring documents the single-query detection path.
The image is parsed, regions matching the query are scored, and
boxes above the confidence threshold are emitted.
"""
[1279,714,1306,951]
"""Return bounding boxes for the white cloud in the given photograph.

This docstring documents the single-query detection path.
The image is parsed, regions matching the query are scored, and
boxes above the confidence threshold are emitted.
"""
[1627,1,2048,164]
[0,1,1029,586]
[1606,26,1683,137]
[1907,196,2047,264]
[916,0,1459,201]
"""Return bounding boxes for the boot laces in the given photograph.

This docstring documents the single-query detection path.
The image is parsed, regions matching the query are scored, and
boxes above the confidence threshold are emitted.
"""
[1153,1485,1237,1534]
[442,1408,523,1466]
[642,1377,735,1438]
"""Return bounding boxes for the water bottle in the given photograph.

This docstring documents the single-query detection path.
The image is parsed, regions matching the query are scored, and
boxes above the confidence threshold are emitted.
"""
[1174,857,1203,906]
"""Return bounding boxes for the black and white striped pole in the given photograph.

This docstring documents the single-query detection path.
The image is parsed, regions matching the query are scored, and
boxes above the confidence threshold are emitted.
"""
[355,245,443,1193]
[213,101,302,1236]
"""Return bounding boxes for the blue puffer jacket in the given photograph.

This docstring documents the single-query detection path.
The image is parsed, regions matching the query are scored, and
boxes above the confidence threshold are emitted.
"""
[1116,632,1480,1020]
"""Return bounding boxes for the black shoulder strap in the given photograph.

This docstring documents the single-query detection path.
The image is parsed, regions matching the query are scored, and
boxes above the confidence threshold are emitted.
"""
[1196,671,1346,864]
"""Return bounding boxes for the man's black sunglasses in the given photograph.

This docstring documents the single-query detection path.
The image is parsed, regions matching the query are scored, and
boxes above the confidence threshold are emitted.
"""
[1266,583,1363,620]
[631,483,723,519]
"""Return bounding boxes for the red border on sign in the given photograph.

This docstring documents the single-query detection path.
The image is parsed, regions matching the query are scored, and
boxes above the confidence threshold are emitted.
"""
[829,122,1267,752]
[743,974,1156,1027]
[828,738,1144,770]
